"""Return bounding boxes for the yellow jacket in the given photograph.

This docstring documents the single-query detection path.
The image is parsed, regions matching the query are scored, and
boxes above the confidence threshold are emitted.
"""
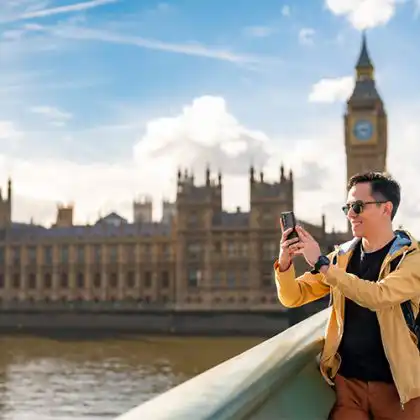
[274,229,420,407]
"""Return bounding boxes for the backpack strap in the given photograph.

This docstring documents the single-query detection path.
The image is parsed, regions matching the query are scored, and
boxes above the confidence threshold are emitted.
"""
[390,250,420,345]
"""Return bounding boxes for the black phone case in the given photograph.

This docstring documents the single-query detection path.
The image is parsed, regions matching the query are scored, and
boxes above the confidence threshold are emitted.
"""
[281,212,298,240]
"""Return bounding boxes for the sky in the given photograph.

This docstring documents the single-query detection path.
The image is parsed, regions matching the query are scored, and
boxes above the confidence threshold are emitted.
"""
[1,0,420,235]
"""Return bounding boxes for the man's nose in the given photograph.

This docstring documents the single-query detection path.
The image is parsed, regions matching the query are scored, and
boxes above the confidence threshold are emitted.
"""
[347,207,357,220]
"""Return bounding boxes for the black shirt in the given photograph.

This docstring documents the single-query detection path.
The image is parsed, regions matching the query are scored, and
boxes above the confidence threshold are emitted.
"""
[337,237,396,383]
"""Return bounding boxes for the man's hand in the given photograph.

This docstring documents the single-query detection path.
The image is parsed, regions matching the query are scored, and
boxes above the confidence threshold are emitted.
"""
[278,228,300,271]
[293,225,322,267]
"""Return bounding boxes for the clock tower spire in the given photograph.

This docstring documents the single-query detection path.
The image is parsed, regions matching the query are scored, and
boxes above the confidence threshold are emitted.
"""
[344,32,387,187]
[355,31,374,80]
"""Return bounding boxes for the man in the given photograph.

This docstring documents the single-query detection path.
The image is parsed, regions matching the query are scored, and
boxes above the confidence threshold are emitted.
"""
[274,172,420,420]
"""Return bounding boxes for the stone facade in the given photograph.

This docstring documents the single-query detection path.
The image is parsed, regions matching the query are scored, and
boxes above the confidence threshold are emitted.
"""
[0,167,329,311]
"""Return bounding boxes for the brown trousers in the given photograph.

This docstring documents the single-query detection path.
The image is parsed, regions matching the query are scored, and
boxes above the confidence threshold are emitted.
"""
[329,375,420,420]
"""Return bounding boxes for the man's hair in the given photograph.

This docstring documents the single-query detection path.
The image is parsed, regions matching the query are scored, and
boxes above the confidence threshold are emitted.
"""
[348,171,401,220]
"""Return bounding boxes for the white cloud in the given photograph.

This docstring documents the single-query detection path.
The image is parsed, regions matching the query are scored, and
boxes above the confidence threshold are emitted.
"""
[244,26,276,38]
[30,105,73,126]
[1,0,118,23]
[298,28,316,45]
[2,29,26,41]
[133,96,271,176]
[308,76,354,103]
[281,5,291,16]
[325,0,398,30]
[31,24,269,65]
[0,120,22,140]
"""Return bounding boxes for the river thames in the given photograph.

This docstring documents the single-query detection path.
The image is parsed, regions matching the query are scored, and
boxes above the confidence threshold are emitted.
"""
[0,335,264,419]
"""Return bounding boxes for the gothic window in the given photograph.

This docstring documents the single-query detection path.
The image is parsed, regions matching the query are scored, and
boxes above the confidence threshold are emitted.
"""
[241,243,248,257]
[213,241,221,253]
[144,271,151,288]
[188,269,202,287]
[227,272,235,288]
[13,273,20,289]
[261,270,273,288]
[161,271,169,288]
[60,246,68,264]
[77,272,84,288]
[93,272,101,288]
[44,273,52,289]
[77,246,85,263]
[93,245,101,263]
[125,245,135,262]
[143,244,151,256]
[12,247,21,265]
[60,273,68,288]
[187,243,201,258]
[43,246,52,264]
[109,245,117,263]
[240,269,249,287]
[28,273,36,289]
[213,271,222,286]
[110,272,118,288]
[126,271,135,288]
[161,245,170,257]
[263,241,277,260]
[226,242,235,258]
[27,246,36,263]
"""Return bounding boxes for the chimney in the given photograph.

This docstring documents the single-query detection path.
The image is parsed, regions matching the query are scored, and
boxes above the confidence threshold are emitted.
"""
[206,165,210,186]
[250,166,255,183]
[55,203,74,227]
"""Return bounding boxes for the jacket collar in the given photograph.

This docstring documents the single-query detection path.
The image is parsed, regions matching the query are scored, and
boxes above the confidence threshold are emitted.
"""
[336,229,417,257]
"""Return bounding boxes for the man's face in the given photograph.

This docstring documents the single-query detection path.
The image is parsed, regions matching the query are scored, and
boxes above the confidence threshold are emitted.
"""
[345,182,391,238]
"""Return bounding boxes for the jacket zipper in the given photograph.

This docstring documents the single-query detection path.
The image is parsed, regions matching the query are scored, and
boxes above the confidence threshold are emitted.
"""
[326,253,346,364]
[377,249,409,409]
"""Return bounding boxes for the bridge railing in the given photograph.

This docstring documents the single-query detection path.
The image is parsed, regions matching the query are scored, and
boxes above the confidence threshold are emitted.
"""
[115,307,335,420]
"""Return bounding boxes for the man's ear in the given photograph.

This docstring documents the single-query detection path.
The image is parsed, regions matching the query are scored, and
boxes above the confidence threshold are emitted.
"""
[385,201,393,218]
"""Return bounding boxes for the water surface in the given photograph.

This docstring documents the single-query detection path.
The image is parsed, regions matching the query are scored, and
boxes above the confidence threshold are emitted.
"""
[0,335,264,419]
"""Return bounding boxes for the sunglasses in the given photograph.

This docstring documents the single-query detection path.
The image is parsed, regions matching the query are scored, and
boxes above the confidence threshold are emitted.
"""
[342,200,388,215]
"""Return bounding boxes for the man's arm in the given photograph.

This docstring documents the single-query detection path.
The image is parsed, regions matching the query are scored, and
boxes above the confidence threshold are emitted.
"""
[274,258,331,308]
[321,251,420,311]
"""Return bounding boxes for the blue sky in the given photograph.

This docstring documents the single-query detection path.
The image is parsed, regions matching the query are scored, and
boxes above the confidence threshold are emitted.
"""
[1,0,420,234]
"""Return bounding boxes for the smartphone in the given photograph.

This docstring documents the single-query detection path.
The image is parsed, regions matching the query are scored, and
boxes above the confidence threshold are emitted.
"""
[280,211,299,240]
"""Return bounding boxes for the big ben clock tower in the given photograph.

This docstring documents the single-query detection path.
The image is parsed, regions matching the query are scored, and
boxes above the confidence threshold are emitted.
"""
[345,33,387,184]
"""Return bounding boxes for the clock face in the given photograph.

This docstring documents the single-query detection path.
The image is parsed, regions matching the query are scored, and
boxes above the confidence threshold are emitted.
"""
[353,119,373,141]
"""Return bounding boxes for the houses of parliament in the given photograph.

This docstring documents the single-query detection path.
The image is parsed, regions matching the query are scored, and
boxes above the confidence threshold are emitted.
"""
[0,35,388,310]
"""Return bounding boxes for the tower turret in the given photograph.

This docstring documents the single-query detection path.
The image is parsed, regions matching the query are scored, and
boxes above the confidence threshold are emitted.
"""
[250,165,255,183]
